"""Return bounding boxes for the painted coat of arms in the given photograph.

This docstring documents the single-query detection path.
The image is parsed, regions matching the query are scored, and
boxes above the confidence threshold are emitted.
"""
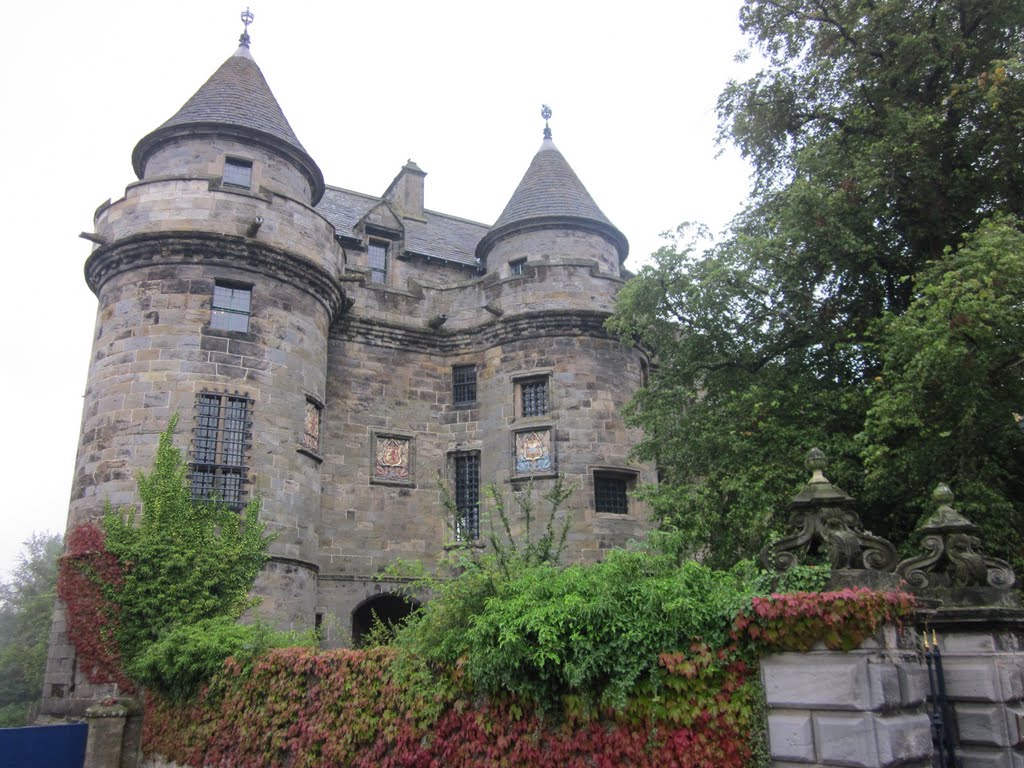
[375,436,411,481]
[515,430,552,474]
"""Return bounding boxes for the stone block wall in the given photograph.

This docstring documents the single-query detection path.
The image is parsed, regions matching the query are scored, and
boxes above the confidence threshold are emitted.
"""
[762,626,933,768]
[929,613,1024,766]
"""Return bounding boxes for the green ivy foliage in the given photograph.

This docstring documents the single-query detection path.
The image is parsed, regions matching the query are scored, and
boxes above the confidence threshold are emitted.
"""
[130,617,315,701]
[58,416,276,699]
[462,553,764,710]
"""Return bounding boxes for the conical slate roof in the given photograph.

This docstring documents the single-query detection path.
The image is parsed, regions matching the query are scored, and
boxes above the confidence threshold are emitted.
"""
[476,138,628,263]
[132,45,325,204]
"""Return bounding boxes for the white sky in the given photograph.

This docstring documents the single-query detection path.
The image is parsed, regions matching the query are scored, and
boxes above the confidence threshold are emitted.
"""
[0,0,757,577]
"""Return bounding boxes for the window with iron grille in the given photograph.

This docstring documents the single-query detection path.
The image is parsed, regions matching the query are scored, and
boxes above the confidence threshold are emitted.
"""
[223,157,253,189]
[452,365,477,405]
[210,281,251,333]
[368,240,388,284]
[520,377,548,417]
[190,391,253,509]
[453,453,480,541]
[509,258,527,276]
[594,472,632,515]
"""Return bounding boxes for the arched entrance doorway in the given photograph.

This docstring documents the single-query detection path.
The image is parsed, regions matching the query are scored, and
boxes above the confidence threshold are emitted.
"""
[351,593,419,647]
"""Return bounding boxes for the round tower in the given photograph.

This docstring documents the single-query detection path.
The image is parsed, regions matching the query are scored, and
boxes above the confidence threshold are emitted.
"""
[43,23,344,716]
[469,109,652,562]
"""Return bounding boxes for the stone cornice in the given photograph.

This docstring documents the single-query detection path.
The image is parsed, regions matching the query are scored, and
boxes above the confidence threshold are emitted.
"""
[331,309,622,354]
[84,231,347,321]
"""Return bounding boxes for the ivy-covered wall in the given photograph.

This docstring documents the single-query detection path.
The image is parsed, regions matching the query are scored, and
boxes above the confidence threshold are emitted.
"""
[141,589,915,768]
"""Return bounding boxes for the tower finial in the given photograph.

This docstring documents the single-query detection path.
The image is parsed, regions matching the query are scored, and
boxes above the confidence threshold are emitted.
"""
[239,7,254,48]
[541,104,552,140]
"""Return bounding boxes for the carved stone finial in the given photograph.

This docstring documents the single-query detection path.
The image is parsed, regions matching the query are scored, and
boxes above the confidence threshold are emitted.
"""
[239,7,254,48]
[896,483,1016,590]
[759,449,898,573]
[541,104,552,140]
[805,447,828,484]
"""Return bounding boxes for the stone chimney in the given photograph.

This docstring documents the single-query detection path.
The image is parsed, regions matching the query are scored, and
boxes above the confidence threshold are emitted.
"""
[383,160,426,221]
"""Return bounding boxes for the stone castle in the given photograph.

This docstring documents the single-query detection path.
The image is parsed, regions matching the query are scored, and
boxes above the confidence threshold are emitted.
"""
[43,25,653,715]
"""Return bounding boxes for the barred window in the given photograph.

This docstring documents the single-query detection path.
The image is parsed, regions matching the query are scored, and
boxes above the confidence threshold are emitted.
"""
[190,392,253,509]
[594,472,633,515]
[452,365,477,405]
[210,281,251,333]
[520,378,548,417]
[223,157,253,189]
[453,453,480,541]
[509,258,527,276]
[368,240,388,284]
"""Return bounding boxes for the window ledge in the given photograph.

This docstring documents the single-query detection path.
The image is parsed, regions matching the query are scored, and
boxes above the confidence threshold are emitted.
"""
[296,446,323,464]
[370,478,415,488]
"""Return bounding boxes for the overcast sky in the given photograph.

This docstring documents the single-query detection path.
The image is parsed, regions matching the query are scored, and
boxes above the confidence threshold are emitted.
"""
[0,0,758,577]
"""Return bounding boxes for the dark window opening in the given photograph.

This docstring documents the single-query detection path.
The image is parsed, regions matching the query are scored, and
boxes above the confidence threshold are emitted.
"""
[594,472,632,515]
[223,157,253,189]
[454,452,480,541]
[190,392,253,509]
[452,365,477,405]
[368,240,388,284]
[210,281,251,333]
[520,378,548,417]
[351,594,418,647]
[510,258,527,276]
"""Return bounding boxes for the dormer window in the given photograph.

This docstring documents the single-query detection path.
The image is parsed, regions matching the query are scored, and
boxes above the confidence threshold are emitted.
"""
[223,157,253,189]
[368,240,389,284]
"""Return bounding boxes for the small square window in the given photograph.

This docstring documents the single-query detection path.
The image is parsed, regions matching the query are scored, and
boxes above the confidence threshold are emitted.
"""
[509,258,527,276]
[594,471,634,515]
[453,364,477,405]
[210,281,251,333]
[223,158,253,189]
[368,240,389,284]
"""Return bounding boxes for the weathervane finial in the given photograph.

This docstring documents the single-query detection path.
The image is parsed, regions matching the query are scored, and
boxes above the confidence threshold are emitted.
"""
[239,7,254,48]
[541,104,552,140]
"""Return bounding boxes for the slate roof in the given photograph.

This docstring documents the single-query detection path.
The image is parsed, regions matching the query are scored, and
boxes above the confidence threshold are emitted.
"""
[476,138,628,263]
[317,186,489,269]
[132,45,325,204]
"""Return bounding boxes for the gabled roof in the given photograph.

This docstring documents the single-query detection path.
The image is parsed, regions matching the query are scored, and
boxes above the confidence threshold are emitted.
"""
[475,138,628,264]
[132,45,325,204]
[317,186,488,268]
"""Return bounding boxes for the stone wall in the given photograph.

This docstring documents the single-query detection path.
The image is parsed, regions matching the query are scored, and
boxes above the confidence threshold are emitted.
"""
[762,625,932,767]
[928,610,1024,766]
[762,617,1024,767]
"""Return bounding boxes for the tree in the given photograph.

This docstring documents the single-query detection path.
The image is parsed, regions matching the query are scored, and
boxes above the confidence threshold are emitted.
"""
[609,0,1024,568]
[0,532,63,725]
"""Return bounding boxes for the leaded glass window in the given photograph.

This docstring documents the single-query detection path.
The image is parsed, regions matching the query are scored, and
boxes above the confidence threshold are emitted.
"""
[223,157,253,189]
[210,282,251,333]
[190,392,253,509]
[453,365,477,405]
[368,241,388,284]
